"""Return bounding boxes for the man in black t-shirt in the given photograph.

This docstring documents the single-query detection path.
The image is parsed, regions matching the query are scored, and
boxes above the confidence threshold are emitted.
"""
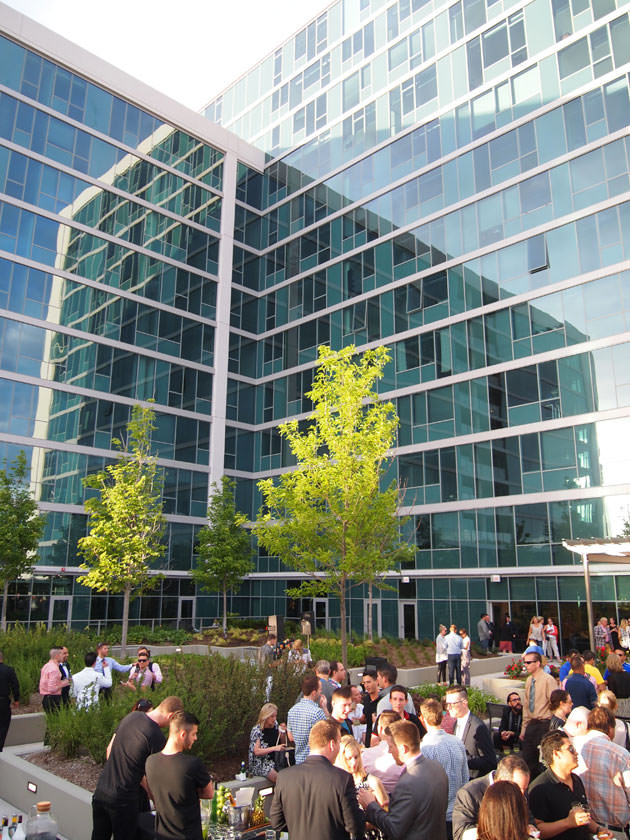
[529,729,612,840]
[146,711,214,840]
[91,695,183,840]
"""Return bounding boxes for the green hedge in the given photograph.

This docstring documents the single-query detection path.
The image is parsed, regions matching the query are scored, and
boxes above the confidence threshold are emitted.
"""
[40,652,305,767]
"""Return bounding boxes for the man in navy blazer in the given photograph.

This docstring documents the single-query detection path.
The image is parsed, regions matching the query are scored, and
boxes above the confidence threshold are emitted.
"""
[270,718,365,840]
[445,686,497,779]
[358,719,448,840]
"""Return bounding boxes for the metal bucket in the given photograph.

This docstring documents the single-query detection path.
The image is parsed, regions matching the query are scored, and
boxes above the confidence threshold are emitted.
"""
[227,805,251,831]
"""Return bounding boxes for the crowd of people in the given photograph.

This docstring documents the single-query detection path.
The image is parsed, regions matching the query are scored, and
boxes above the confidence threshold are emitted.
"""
[3,620,630,840]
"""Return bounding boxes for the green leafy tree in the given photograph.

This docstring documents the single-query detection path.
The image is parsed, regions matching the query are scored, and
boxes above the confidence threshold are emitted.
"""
[0,450,46,631]
[620,514,630,538]
[78,404,166,655]
[191,476,253,635]
[254,344,413,666]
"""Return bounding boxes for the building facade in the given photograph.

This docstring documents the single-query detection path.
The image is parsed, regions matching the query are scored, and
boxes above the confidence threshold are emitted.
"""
[1,0,629,645]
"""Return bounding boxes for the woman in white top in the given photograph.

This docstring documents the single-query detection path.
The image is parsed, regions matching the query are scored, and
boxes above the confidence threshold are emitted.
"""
[435,625,448,684]
[459,627,472,686]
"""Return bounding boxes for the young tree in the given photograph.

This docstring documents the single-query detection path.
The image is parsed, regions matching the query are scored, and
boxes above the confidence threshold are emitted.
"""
[254,344,413,666]
[0,450,46,630]
[78,404,166,656]
[191,476,253,636]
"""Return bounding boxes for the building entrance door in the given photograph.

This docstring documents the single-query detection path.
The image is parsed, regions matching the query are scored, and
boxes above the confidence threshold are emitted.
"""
[48,596,71,629]
[398,601,417,639]
[178,597,195,630]
[314,598,329,630]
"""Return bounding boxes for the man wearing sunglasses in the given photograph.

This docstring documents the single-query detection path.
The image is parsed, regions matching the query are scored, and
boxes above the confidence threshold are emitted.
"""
[529,729,612,840]
[520,651,557,776]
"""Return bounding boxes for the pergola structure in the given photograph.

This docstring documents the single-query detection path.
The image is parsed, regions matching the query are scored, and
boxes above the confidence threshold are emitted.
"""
[562,538,630,650]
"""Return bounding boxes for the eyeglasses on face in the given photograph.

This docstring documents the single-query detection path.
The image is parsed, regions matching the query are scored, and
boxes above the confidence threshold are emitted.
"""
[445,698,465,707]
[523,659,538,665]
[138,658,148,662]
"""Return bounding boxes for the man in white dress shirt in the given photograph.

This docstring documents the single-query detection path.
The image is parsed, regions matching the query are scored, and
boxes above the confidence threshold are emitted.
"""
[72,651,112,709]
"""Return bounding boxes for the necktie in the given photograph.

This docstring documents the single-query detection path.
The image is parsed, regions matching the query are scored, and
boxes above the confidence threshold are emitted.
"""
[529,678,536,713]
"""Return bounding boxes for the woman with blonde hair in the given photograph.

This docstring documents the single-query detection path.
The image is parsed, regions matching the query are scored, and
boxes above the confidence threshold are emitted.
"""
[605,653,630,698]
[528,616,543,647]
[620,618,630,650]
[287,637,311,667]
[597,689,628,747]
[335,735,388,809]
[248,702,293,782]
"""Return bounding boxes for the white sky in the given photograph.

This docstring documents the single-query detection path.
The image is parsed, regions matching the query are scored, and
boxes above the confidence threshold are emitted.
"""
[3,0,330,111]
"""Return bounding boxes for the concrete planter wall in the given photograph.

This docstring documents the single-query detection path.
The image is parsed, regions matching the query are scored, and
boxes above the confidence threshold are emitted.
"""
[0,747,92,840]
[5,712,46,748]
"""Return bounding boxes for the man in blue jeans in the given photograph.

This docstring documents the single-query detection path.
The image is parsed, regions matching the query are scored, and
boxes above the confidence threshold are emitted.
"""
[446,625,463,685]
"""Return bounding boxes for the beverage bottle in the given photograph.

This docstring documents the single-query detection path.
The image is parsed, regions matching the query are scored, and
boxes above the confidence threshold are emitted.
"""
[1,816,8,840]
[240,760,246,775]
[25,802,58,840]
[210,790,218,823]
[8,816,17,839]
[12,819,24,840]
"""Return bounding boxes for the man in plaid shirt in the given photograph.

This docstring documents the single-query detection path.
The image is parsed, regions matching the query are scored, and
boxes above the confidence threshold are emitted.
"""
[287,671,327,763]
[579,706,630,837]
[594,617,612,649]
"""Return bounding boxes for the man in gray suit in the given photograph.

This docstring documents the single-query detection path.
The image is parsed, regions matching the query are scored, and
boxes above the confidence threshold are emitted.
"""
[358,719,448,840]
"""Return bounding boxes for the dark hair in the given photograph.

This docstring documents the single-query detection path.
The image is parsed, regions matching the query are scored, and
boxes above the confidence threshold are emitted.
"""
[506,692,521,704]
[377,663,397,684]
[84,651,98,668]
[583,650,595,662]
[137,646,151,657]
[587,706,615,735]
[97,641,108,650]
[170,710,199,734]
[390,684,408,699]
[526,651,542,664]
[549,689,569,712]
[301,672,320,696]
[332,685,352,702]
[540,729,570,766]
[132,698,153,712]
[477,781,529,840]
[570,655,585,673]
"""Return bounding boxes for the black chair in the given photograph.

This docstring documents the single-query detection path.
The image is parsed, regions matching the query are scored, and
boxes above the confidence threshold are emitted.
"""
[486,701,507,736]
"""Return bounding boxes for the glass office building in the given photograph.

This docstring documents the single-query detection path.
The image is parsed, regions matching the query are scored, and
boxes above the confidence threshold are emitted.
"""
[1,0,630,644]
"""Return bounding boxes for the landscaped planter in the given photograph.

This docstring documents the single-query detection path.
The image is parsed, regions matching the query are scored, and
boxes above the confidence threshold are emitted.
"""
[482,676,525,701]
[0,746,92,840]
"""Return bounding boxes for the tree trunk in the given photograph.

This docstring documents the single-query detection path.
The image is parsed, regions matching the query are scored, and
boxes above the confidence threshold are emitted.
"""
[0,580,7,632]
[222,587,228,637]
[367,582,373,642]
[121,585,131,657]
[339,577,348,669]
